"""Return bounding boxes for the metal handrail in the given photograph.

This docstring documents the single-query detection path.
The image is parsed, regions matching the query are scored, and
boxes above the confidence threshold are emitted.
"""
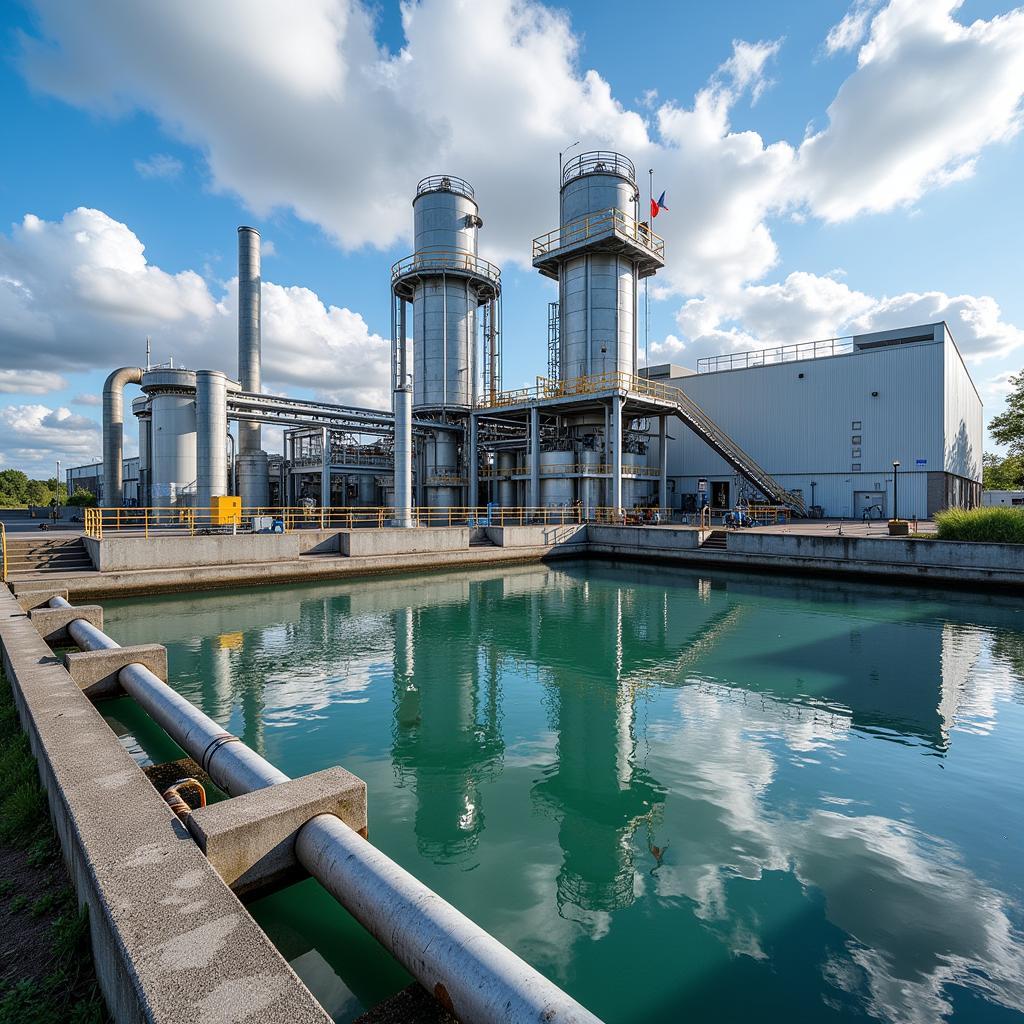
[532,208,664,260]
[697,336,856,373]
[0,521,6,582]
[415,174,475,200]
[561,151,636,186]
[391,249,501,287]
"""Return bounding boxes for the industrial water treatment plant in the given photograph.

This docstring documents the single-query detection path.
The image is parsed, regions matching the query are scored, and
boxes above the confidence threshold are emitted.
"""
[86,150,982,522]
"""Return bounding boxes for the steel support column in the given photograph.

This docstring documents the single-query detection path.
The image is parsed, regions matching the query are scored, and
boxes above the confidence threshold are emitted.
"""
[659,415,668,511]
[320,427,331,510]
[610,396,623,512]
[529,405,540,509]
[468,413,479,509]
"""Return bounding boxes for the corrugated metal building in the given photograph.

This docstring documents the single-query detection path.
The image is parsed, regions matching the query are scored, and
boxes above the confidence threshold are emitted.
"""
[67,457,140,505]
[647,323,982,519]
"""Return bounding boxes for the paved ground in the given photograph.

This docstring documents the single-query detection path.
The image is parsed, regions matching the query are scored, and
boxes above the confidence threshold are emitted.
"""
[0,509,84,536]
[745,517,937,538]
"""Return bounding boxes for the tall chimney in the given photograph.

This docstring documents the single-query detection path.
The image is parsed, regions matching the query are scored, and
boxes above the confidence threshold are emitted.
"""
[237,226,261,450]
[236,226,269,507]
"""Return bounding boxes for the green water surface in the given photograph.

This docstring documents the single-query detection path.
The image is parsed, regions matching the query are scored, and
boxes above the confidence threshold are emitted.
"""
[100,561,1024,1023]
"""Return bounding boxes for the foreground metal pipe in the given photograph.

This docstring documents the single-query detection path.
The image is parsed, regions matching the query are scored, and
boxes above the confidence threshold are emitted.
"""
[49,598,603,1024]
[102,367,144,507]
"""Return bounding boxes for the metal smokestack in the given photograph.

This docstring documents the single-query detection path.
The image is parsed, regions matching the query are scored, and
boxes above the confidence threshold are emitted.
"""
[237,226,261,450]
[236,226,269,507]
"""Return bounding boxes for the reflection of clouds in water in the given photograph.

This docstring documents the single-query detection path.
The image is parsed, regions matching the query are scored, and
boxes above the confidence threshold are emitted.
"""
[648,681,1024,1023]
[795,811,1024,1024]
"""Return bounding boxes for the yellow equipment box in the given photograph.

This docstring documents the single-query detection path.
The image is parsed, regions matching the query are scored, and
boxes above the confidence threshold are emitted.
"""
[210,495,242,526]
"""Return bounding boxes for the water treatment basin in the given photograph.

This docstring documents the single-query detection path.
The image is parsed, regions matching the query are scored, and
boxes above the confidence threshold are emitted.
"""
[99,561,1024,1023]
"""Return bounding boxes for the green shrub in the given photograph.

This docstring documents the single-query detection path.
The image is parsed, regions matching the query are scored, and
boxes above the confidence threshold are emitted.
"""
[934,506,1024,543]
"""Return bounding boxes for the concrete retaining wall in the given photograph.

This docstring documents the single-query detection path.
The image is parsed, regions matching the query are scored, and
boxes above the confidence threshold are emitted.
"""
[588,525,702,553]
[88,533,301,571]
[485,524,586,548]
[0,588,329,1024]
[339,527,469,557]
[727,532,1024,572]
[296,530,342,555]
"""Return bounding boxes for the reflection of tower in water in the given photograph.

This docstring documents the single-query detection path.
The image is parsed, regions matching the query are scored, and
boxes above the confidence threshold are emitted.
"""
[391,596,504,862]
[531,585,667,915]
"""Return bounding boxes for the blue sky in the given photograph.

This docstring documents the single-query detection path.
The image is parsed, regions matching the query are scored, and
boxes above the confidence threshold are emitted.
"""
[1,0,1023,476]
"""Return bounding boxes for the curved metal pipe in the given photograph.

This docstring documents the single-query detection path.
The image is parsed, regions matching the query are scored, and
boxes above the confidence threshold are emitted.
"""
[102,367,143,507]
[49,598,603,1024]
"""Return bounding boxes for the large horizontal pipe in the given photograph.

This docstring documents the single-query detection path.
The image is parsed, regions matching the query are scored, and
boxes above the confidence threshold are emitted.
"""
[49,598,602,1024]
[230,399,466,434]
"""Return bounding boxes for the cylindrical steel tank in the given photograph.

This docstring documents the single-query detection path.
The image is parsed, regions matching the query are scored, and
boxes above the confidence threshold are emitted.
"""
[410,177,481,412]
[557,153,639,382]
[413,277,478,411]
[425,430,459,508]
[195,370,236,511]
[357,472,377,507]
[580,448,602,514]
[497,451,516,508]
[142,368,197,508]
[237,451,270,510]
[540,450,575,507]
[133,396,151,508]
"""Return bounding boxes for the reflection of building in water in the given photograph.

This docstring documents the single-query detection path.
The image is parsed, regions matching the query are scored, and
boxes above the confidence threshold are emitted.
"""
[525,584,674,914]
[391,596,503,861]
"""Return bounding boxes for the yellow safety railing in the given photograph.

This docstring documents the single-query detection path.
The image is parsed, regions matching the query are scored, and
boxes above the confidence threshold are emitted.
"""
[532,208,664,262]
[84,504,694,538]
[0,521,7,583]
[479,462,660,478]
[478,370,687,409]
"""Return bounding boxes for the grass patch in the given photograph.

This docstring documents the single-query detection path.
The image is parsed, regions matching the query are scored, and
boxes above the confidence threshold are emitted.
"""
[934,506,1024,543]
[0,664,108,1023]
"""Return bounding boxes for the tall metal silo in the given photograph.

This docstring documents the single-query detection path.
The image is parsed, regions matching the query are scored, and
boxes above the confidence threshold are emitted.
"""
[142,368,198,508]
[391,176,502,513]
[533,152,664,384]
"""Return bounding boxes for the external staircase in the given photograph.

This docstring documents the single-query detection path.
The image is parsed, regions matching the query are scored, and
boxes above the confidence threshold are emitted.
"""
[663,388,805,514]
[700,530,728,550]
[3,535,94,576]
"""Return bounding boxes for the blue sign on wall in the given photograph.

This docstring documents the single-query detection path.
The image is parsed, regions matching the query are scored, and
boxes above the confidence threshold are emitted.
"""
[915,459,927,467]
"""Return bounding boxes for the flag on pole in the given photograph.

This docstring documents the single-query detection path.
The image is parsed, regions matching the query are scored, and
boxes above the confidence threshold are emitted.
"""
[651,190,668,218]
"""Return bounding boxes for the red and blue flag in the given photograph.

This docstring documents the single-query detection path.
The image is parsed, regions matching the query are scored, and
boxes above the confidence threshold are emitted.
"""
[651,190,668,218]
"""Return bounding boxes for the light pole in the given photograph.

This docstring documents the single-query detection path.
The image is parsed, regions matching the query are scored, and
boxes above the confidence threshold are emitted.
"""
[558,140,581,183]
[892,461,900,521]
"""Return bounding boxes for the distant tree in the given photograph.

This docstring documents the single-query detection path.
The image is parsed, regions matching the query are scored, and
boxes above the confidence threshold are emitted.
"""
[66,488,96,507]
[25,479,51,506]
[982,453,1024,490]
[0,469,29,505]
[45,478,68,504]
[990,372,1024,456]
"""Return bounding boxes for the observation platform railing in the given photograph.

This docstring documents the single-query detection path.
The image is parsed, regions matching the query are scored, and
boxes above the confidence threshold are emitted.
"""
[391,248,501,288]
[479,462,660,479]
[697,335,856,373]
[532,207,664,262]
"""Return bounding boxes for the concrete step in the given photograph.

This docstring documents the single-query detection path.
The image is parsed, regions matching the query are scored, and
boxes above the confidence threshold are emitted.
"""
[701,530,728,550]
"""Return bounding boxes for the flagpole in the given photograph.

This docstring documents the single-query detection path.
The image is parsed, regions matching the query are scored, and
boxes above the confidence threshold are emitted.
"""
[646,167,653,373]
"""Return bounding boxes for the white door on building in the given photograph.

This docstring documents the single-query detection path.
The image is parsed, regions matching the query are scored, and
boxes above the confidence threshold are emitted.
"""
[853,491,886,519]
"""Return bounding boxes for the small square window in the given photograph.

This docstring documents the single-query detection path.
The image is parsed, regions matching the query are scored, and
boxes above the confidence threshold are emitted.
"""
[852,463,861,472]
[852,421,862,430]
[852,435,862,445]
[852,447,861,458]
